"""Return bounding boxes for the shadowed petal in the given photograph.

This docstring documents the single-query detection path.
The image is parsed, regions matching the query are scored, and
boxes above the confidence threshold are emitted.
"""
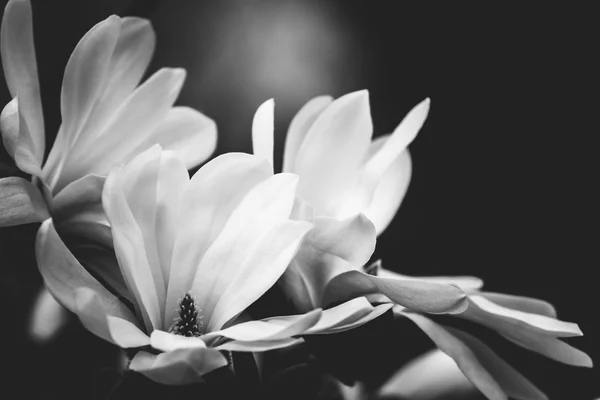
[51,174,105,222]
[378,349,475,400]
[130,348,228,385]
[323,270,468,314]
[479,293,557,318]
[214,337,304,352]
[0,176,49,227]
[376,268,484,292]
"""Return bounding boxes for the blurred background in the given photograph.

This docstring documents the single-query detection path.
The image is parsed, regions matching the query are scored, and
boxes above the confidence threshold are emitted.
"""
[0,0,597,399]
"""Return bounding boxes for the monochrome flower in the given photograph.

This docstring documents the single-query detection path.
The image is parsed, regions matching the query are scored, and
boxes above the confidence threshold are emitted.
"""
[0,0,216,341]
[36,146,390,384]
[251,94,592,400]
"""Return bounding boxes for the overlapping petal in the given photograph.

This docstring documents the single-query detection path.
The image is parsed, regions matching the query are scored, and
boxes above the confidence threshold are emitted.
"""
[0,176,49,226]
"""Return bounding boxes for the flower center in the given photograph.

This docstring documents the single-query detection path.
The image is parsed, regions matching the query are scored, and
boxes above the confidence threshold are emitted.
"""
[169,292,204,337]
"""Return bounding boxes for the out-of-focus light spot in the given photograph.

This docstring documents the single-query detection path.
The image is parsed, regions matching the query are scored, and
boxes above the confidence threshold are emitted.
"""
[29,287,70,344]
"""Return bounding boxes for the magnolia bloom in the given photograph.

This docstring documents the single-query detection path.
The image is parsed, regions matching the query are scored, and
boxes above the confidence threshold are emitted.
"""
[36,146,392,385]
[0,0,216,340]
[251,94,592,400]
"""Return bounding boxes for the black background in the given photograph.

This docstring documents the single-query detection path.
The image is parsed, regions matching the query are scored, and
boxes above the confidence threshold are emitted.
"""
[0,1,597,399]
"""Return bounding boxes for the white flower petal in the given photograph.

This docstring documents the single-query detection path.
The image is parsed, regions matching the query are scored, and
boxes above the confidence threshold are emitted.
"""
[54,68,186,191]
[281,215,376,312]
[375,268,484,292]
[361,145,412,235]
[293,90,373,217]
[35,220,140,340]
[304,297,379,334]
[129,348,227,385]
[283,95,333,172]
[132,106,217,170]
[378,349,475,400]
[186,172,306,330]
[252,98,275,168]
[479,292,557,318]
[1,96,19,157]
[102,149,163,332]
[150,330,207,353]
[29,287,70,344]
[403,312,548,400]
[51,174,105,222]
[204,308,322,343]
[323,270,469,315]
[205,217,313,331]
[459,295,591,367]
[44,16,155,185]
[1,0,45,168]
[0,176,49,227]
[214,337,303,352]
[365,98,429,179]
[166,153,272,323]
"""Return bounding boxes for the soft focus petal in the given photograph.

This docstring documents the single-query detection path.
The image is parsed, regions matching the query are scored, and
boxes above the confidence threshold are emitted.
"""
[166,153,272,322]
[214,337,304,352]
[378,349,475,400]
[1,0,45,169]
[203,308,322,343]
[459,295,591,367]
[403,312,548,400]
[1,96,19,157]
[252,98,275,168]
[376,268,484,292]
[281,214,376,312]
[294,90,373,217]
[51,174,105,222]
[132,106,217,170]
[283,95,332,172]
[29,287,70,344]
[35,220,141,343]
[103,148,163,332]
[0,176,49,227]
[129,348,228,385]
[323,270,468,314]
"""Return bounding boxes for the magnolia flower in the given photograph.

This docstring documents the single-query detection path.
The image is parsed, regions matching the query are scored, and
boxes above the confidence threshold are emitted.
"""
[36,146,392,385]
[251,93,592,400]
[0,0,216,341]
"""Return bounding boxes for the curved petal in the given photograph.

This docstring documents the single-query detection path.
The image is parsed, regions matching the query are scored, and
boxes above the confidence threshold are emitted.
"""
[29,287,70,343]
[1,96,19,157]
[166,153,272,322]
[376,268,484,292]
[252,98,274,168]
[102,148,163,332]
[0,176,49,226]
[361,146,412,235]
[283,95,333,173]
[403,312,548,400]
[204,218,313,331]
[304,297,390,335]
[214,337,303,352]
[44,16,156,185]
[323,270,468,314]
[150,330,207,353]
[203,308,322,343]
[35,220,142,345]
[479,292,557,318]
[378,349,475,400]
[1,0,45,169]
[54,68,186,191]
[129,347,228,385]
[294,90,373,217]
[132,106,217,170]
[459,295,591,367]
[281,214,376,312]
[51,174,105,222]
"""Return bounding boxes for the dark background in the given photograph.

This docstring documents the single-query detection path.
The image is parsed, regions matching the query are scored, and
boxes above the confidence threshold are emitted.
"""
[0,1,597,399]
